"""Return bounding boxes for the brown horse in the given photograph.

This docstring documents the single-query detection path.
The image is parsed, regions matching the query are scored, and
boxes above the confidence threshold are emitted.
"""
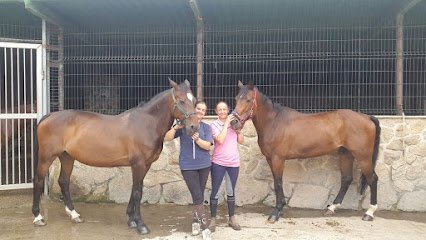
[231,81,381,222]
[32,79,199,235]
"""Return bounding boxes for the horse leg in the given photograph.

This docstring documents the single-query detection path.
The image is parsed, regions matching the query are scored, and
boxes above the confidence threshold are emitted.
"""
[325,151,354,215]
[129,160,151,234]
[32,153,56,226]
[267,156,285,223]
[356,155,379,221]
[126,188,137,228]
[58,152,82,223]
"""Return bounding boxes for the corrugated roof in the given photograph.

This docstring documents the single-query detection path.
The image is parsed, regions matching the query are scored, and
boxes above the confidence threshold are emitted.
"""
[1,0,425,29]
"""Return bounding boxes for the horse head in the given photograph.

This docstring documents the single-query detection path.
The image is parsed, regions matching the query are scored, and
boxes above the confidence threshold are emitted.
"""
[169,79,199,136]
[231,80,257,131]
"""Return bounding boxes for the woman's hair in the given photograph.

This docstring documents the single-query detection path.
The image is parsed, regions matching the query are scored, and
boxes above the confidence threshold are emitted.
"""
[195,100,207,108]
[215,101,228,110]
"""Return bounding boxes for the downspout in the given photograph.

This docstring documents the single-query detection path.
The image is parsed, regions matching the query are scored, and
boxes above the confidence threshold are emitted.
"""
[395,0,423,115]
[189,0,204,101]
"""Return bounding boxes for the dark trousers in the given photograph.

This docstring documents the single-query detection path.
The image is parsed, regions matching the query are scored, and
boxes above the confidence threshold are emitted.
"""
[181,166,211,205]
[210,163,240,217]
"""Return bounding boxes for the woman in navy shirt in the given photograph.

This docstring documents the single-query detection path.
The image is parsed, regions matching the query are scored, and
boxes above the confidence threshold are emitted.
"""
[164,100,213,237]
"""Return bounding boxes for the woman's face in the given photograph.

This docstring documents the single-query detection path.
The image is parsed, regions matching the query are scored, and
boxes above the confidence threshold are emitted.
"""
[215,102,229,120]
[195,103,207,120]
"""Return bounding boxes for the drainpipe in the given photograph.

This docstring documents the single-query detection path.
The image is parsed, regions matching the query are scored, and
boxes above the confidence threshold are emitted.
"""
[395,0,423,115]
[189,0,204,101]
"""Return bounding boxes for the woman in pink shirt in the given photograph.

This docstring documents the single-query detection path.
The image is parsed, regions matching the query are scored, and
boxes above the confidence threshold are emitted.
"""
[209,101,244,231]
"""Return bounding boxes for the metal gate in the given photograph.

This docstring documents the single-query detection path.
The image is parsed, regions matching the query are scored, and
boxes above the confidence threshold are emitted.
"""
[0,42,43,190]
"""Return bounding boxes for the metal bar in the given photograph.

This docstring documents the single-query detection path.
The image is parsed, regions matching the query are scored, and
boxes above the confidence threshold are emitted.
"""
[36,43,47,195]
[43,21,49,114]
[0,38,42,44]
[396,14,404,115]
[58,26,64,110]
[0,113,38,119]
[189,0,204,100]
[0,42,42,49]
[17,48,21,184]
[0,183,33,191]
[23,49,28,183]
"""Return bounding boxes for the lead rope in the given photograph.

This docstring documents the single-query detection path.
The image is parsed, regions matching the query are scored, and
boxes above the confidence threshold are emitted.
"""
[193,139,196,159]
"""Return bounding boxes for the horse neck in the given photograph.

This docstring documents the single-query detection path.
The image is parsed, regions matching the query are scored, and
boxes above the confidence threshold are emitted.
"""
[252,94,276,135]
[135,90,175,135]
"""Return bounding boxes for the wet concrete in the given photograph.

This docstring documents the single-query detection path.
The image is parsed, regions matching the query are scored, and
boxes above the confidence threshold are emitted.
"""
[1,189,425,240]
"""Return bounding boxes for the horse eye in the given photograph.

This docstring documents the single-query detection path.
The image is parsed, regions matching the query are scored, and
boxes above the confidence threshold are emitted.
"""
[180,99,185,104]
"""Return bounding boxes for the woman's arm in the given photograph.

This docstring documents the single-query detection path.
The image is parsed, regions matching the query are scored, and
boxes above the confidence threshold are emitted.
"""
[214,116,232,144]
[195,137,212,150]
[164,124,182,141]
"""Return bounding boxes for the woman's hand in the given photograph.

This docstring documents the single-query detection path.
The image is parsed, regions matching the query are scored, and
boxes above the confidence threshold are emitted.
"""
[226,114,237,126]
[192,132,200,141]
[173,122,184,130]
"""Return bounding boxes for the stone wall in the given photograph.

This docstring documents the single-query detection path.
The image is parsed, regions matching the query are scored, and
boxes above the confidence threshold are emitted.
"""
[48,117,426,211]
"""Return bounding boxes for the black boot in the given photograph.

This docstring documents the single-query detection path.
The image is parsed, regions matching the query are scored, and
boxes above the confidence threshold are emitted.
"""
[227,196,241,230]
[209,198,218,232]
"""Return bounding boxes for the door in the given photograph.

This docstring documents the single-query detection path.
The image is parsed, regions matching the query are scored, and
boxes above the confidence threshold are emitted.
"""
[0,42,43,190]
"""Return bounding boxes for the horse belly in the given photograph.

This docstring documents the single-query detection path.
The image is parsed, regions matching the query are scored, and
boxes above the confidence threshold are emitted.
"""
[66,137,130,167]
[279,129,340,159]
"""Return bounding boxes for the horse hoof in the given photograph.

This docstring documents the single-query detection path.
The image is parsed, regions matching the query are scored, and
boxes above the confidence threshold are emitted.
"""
[72,217,84,223]
[324,209,335,216]
[34,219,47,226]
[137,224,150,235]
[362,214,374,221]
[267,215,278,223]
[128,220,137,228]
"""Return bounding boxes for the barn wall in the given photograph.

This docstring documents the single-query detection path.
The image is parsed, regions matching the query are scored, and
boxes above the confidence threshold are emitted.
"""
[48,117,426,212]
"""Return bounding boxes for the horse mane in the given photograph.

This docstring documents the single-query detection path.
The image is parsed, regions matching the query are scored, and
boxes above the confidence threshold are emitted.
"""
[132,81,191,115]
[250,87,299,122]
[257,89,295,113]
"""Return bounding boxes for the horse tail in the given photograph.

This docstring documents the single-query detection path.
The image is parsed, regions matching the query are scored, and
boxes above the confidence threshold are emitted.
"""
[360,115,381,195]
[33,113,51,177]
[33,119,39,178]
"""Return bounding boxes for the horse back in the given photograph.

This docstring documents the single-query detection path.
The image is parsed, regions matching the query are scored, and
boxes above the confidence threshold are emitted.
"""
[258,109,376,159]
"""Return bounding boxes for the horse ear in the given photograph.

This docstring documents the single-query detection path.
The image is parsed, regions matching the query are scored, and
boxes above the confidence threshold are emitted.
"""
[238,80,244,88]
[247,82,255,90]
[169,78,178,88]
[184,79,190,87]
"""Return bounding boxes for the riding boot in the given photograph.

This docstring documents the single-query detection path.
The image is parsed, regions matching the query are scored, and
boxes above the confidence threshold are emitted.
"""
[209,198,218,232]
[209,217,216,232]
[227,196,241,230]
[228,215,241,231]
[194,204,208,230]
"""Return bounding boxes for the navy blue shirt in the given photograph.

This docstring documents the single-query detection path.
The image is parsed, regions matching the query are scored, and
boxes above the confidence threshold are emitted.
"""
[175,121,213,170]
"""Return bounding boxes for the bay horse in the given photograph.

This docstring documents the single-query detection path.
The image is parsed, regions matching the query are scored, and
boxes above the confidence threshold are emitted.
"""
[231,81,381,222]
[32,79,199,235]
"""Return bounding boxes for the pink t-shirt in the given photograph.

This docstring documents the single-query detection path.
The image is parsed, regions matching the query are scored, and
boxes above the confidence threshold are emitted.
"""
[210,119,240,167]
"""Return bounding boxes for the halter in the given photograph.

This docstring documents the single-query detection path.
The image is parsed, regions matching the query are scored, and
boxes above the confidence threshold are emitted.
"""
[171,88,197,123]
[232,89,257,125]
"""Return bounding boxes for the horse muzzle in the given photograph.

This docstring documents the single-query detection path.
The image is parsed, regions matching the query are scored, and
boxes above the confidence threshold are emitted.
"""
[185,122,200,136]
[230,111,243,131]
